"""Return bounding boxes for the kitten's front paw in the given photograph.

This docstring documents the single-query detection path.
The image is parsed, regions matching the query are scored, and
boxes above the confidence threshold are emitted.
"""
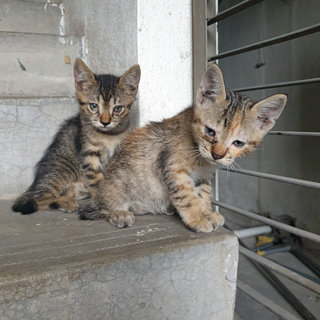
[108,210,135,228]
[187,217,214,233]
[204,211,225,230]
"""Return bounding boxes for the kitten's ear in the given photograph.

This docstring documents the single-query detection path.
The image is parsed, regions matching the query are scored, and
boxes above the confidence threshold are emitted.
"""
[197,63,226,105]
[118,64,141,96]
[74,58,97,93]
[251,94,287,131]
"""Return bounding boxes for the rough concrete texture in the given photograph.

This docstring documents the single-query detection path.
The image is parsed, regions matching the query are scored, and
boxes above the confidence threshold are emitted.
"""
[0,201,238,320]
[0,0,193,195]
[64,0,193,125]
[137,0,193,125]
[0,0,62,35]
[0,98,78,198]
[0,33,82,97]
[64,0,138,73]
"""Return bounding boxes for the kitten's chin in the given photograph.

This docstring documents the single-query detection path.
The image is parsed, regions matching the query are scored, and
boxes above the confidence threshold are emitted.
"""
[97,126,114,132]
[94,124,117,132]
[214,158,234,166]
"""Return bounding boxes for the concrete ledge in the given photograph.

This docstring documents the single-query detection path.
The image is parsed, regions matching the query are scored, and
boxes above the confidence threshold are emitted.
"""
[0,201,238,320]
[0,33,81,97]
[0,0,62,35]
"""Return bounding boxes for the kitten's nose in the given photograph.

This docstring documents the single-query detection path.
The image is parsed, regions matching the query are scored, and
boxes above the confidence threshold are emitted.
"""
[100,121,110,127]
[211,152,224,160]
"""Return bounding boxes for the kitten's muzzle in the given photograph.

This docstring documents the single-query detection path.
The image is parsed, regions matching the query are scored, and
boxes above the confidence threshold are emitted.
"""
[211,151,224,160]
[100,121,110,127]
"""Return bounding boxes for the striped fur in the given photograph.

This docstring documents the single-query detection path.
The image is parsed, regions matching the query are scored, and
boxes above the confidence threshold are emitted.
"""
[79,63,287,232]
[12,59,140,215]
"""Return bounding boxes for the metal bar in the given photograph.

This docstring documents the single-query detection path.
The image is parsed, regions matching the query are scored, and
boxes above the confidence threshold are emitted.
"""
[255,265,318,320]
[208,23,320,61]
[192,0,207,100]
[237,280,301,320]
[213,200,320,243]
[231,230,318,320]
[269,131,320,137]
[207,0,263,25]
[214,170,219,212]
[220,168,320,189]
[240,246,320,294]
[291,247,320,279]
[234,225,272,238]
[233,77,320,92]
[267,256,320,284]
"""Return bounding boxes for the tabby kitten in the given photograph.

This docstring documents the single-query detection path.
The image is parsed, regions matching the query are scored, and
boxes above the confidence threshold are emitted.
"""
[12,58,140,214]
[79,63,286,232]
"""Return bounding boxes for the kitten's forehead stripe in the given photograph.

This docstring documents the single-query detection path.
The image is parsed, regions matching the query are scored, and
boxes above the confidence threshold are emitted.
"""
[223,91,253,128]
[94,74,119,102]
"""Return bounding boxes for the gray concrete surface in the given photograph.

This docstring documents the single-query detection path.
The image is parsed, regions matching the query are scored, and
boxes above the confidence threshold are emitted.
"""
[0,0,193,195]
[0,33,82,97]
[0,98,78,198]
[0,0,62,35]
[0,201,238,320]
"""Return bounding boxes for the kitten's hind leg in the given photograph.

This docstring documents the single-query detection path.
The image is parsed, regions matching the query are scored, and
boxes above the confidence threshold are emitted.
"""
[47,197,79,213]
[12,169,78,214]
[13,191,79,214]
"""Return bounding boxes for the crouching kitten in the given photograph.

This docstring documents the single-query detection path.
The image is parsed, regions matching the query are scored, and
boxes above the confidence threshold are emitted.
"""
[79,63,286,232]
[12,58,140,214]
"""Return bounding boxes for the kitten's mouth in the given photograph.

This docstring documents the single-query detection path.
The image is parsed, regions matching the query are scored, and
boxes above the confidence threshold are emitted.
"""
[96,124,115,132]
[99,126,112,131]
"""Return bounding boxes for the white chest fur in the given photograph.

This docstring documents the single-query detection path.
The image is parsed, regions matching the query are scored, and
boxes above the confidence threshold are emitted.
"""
[99,132,127,167]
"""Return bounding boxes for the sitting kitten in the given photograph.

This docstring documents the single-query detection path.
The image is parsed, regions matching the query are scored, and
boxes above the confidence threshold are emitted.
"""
[79,63,286,232]
[12,58,140,214]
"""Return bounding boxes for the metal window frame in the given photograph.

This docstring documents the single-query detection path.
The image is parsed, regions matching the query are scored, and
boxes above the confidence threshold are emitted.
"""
[193,1,320,318]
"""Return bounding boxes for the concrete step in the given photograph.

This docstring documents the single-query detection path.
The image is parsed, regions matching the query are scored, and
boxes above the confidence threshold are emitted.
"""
[0,0,63,35]
[0,200,238,320]
[0,97,78,198]
[14,0,63,3]
[0,32,83,97]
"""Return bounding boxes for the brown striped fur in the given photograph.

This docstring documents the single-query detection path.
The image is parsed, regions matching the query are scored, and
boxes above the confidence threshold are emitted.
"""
[79,63,286,232]
[12,58,140,215]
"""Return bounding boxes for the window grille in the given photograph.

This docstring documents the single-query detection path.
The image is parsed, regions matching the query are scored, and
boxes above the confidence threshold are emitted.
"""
[193,1,320,319]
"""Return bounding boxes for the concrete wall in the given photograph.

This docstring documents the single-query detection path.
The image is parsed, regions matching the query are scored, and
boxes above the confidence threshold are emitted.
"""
[65,0,193,126]
[137,0,193,125]
[0,98,78,197]
[0,0,193,197]
[217,0,320,237]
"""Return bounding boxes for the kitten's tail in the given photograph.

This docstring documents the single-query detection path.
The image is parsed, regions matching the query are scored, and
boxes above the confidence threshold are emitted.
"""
[12,192,38,215]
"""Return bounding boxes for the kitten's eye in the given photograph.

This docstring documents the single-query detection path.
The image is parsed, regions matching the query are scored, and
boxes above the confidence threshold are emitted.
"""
[113,106,123,114]
[233,140,245,147]
[89,103,99,112]
[205,126,215,137]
